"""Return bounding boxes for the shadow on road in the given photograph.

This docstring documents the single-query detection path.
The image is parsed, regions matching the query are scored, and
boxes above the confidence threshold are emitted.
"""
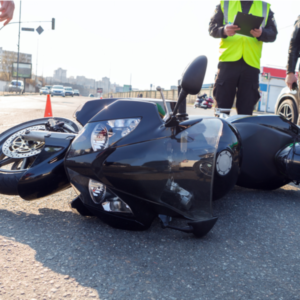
[1,185,300,299]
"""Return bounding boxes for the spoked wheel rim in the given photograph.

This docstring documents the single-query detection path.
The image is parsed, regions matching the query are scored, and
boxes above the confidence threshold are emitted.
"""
[0,118,80,173]
[0,153,36,171]
[279,104,293,121]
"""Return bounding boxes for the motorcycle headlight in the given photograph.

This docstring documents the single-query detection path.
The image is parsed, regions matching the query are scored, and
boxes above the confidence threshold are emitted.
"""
[91,118,141,151]
[67,118,141,158]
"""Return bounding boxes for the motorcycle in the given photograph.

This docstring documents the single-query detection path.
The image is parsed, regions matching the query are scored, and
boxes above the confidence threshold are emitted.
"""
[200,96,213,109]
[1,55,300,238]
[194,94,213,109]
[194,94,207,108]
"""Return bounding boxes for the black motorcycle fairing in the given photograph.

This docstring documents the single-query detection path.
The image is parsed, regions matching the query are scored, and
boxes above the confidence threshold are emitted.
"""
[91,118,224,221]
[234,122,292,190]
[213,119,241,200]
[229,114,299,136]
[65,114,241,232]
[74,98,176,127]
[276,142,300,182]
[66,168,157,230]
[68,101,174,159]
[74,98,120,126]
[18,134,75,200]
[227,115,300,190]
[89,100,162,123]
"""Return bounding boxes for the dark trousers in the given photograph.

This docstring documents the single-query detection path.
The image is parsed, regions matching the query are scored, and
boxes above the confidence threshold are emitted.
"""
[213,58,260,115]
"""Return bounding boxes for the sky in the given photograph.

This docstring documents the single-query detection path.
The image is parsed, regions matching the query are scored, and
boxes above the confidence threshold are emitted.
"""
[0,0,300,90]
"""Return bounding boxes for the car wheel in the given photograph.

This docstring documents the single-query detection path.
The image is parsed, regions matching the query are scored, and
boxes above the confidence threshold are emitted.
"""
[277,99,298,124]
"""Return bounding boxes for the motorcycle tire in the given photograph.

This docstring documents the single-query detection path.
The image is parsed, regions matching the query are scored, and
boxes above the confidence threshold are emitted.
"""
[0,117,81,196]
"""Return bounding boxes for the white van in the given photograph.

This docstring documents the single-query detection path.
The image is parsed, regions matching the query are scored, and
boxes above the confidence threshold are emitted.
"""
[8,80,24,93]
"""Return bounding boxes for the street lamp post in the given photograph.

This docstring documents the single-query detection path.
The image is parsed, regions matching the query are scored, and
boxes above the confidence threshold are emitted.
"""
[2,12,55,93]
[16,0,22,92]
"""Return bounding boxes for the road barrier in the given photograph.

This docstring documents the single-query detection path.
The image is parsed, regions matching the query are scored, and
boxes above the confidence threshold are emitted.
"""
[103,88,213,104]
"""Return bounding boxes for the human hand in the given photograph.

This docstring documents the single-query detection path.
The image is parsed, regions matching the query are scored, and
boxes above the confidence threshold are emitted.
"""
[0,1,15,26]
[250,28,262,38]
[224,25,240,37]
[285,73,298,90]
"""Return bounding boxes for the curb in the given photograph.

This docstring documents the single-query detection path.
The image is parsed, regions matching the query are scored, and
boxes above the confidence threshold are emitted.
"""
[1,93,39,97]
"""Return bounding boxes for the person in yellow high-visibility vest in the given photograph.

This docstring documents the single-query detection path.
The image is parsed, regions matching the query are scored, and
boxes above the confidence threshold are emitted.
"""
[209,1,277,115]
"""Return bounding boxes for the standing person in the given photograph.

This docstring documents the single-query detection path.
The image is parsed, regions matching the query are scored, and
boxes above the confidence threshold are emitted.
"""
[0,1,15,25]
[209,1,277,115]
[285,16,300,90]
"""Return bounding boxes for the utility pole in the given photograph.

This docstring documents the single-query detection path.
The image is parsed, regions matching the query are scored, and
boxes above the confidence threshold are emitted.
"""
[16,0,22,89]
[130,73,132,97]
[35,37,39,89]
[108,65,111,96]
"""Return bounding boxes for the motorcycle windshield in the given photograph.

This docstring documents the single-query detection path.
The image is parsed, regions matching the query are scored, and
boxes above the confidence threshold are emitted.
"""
[160,118,222,220]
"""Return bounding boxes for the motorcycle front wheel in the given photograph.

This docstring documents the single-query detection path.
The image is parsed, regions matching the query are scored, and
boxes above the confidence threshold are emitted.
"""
[0,117,80,195]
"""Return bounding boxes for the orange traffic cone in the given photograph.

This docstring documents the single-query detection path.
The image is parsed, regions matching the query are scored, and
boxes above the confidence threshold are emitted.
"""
[44,94,53,117]
[100,96,103,99]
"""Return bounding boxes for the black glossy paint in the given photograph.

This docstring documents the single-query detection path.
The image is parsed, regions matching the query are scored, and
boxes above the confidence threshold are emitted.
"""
[213,119,241,200]
[65,100,240,232]
[18,133,75,200]
[4,93,300,237]
[276,142,300,182]
[229,115,295,190]
[75,98,176,127]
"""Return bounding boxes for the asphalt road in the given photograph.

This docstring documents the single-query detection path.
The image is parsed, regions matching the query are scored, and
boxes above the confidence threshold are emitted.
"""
[0,95,299,300]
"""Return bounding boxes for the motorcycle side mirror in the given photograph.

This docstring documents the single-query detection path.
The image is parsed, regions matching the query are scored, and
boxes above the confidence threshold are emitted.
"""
[166,56,207,127]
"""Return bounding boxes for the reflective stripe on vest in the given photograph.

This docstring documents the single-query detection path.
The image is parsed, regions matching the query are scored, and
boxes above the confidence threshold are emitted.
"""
[219,1,270,69]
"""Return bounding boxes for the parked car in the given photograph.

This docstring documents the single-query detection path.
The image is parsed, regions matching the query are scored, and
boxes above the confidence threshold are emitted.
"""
[64,87,74,97]
[45,85,52,92]
[51,85,65,97]
[8,80,24,93]
[73,89,80,96]
[274,86,299,124]
[89,94,95,97]
[40,87,50,95]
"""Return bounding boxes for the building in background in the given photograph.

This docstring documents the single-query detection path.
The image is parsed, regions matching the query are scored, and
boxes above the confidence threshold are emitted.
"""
[101,77,111,93]
[53,68,67,82]
[0,47,32,81]
[68,76,76,84]
[115,86,123,93]
[170,86,177,90]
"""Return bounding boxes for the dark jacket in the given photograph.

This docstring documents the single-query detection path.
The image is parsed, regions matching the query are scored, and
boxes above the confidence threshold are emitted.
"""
[209,1,278,43]
[287,16,300,74]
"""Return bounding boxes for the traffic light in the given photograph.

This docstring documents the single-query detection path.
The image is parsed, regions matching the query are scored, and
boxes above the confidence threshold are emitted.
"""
[52,18,55,30]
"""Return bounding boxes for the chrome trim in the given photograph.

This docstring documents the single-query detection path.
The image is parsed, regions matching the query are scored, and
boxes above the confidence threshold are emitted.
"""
[262,1,268,28]
[223,1,229,24]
